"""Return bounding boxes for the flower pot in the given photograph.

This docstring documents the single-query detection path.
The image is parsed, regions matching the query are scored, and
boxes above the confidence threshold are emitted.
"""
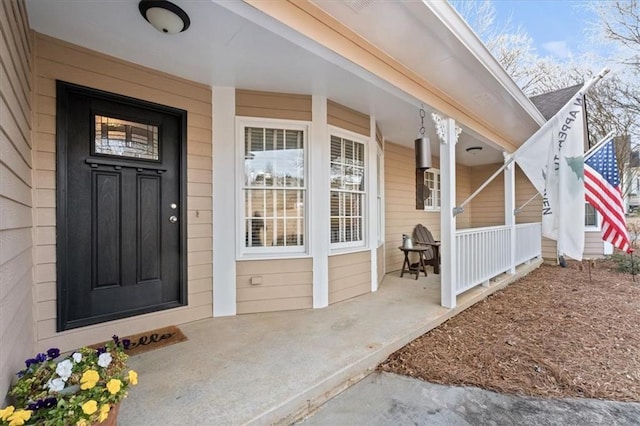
[94,403,120,426]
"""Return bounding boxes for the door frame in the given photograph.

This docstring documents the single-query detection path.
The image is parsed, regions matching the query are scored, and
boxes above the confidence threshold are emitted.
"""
[55,81,188,331]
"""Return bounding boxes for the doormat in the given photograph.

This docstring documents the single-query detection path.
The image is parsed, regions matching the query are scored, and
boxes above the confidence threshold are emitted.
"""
[91,326,188,357]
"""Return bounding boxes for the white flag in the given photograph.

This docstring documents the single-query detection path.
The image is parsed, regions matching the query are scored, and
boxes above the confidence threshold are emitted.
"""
[514,92,585,260]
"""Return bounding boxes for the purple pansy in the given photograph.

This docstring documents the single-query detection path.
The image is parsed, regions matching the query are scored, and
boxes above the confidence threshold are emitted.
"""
[96,346,107,355]
[122,339,131,349]
[47,348,60,360]
[43,397,57,408]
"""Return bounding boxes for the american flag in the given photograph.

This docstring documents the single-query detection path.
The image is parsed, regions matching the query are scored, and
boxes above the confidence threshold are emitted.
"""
[584,138,632,253]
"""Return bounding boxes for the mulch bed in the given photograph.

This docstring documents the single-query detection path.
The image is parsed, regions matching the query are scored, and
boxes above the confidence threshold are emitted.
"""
[379,260,640,402]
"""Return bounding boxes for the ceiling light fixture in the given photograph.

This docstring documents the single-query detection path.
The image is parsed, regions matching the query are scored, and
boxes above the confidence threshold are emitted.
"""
[465,146,483,154]
[139,0,190,34]
[414,104,432,170]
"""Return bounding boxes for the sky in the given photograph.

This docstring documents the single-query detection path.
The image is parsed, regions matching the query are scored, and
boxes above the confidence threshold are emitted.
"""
[489,1,599,59]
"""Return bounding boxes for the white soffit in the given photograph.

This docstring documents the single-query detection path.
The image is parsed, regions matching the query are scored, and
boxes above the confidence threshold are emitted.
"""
[24,0,514,165]
[311,0,546,143]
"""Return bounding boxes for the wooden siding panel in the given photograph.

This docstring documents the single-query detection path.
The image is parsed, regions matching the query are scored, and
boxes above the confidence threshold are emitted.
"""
[329,282,370,305]
[0,162,32,206]
[328,251,371,304]
[236,258,313,313]
[0,228,31,265]
[236,89,312,121]
[35,37,210,103]
[0,247,32,302]
[583,232,605,258]
[32,33,213,351]
[1,131,31,185]
[0,0,33,401]
[36,58,211,116]
[469,163,504,228]
[327,100,370,136]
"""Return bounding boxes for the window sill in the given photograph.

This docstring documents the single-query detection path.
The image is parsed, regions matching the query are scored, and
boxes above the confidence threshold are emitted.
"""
[330,246,371,257]
[237,251,311,261]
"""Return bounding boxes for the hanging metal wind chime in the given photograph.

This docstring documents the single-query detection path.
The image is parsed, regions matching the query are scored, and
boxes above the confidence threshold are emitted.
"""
[415,104,431,170]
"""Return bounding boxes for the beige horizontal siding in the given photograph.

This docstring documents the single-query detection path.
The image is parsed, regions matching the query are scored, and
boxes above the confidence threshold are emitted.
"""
[328,250,371,304]
[583,231,605,258]
[0,0,34,401]
[383,141,472,273]
[469,163,504,228]
[327,100,370,137]
[236,258,313,314]
[236,89,312,121]
[32,33,213,352]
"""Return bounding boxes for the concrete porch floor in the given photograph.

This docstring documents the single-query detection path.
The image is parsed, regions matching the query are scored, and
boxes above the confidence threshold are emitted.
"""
[119,259,542,425]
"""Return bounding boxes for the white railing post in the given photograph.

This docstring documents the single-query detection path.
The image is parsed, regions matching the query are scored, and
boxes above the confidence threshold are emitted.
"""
[433,113,461,309]
[504,152,516,274]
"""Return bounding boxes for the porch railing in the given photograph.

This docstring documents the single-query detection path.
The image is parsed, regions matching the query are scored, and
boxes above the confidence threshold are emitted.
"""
[515,223,542,265]
[455,222,541,295]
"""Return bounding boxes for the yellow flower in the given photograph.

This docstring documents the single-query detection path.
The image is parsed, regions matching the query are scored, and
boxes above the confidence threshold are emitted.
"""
[0,406,15,421]
[7,409,32,426]
[76,420,89,426]
[81,400,98,415]
[106,378,122,395]
[97,404,111,423]
[80,369,100,390]
[128,370,138,385]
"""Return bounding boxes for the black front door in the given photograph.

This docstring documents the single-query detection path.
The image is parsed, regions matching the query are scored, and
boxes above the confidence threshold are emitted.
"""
[56,82,187,331]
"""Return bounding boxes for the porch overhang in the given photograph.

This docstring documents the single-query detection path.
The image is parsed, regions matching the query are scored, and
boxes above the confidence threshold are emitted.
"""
[26,0,544,167]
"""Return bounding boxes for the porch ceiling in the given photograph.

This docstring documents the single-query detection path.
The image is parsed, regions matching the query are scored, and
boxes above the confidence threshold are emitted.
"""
[25,0,542,167]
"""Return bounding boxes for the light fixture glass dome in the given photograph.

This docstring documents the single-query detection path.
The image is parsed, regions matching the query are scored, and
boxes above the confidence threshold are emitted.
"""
[139,1,191,35]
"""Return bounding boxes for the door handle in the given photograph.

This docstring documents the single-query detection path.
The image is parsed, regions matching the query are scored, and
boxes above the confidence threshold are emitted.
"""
[169,215,178,224]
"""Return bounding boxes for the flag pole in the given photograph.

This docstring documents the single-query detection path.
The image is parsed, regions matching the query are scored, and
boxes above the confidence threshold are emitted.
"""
[584,131,615,161]
[452,68,610,216]
[454,158,514,215]
[514,192,540,215]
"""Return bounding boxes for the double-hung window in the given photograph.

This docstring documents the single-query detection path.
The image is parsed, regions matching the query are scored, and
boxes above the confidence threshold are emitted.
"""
[423,168,441,211]
[330,130,367,248]
[241,120,307,254]
[585,203,598,228]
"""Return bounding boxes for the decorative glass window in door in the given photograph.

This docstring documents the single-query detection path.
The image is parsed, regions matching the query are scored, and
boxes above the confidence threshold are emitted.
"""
[94,115,159,160]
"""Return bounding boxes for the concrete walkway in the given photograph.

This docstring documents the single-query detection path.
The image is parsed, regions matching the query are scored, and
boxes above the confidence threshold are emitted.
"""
[299,372,640,425]
[118,261,541,425]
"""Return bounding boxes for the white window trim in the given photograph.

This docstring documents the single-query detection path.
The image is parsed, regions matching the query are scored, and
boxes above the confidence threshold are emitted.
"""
[585,203,601,232]
[329,125,369,253]
[423,168,441,212]
[236,117,310,260]
[376,144,385,247]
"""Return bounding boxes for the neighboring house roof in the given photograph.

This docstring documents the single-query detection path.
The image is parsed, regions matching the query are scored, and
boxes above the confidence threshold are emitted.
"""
[529,84,583,120]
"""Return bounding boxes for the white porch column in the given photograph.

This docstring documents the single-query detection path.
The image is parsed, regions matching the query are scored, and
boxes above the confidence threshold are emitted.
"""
[504,152,516,274]
[369,115,379,291]
[311,95,329,308]
[433,113,461,309]
[212,87,236,316]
